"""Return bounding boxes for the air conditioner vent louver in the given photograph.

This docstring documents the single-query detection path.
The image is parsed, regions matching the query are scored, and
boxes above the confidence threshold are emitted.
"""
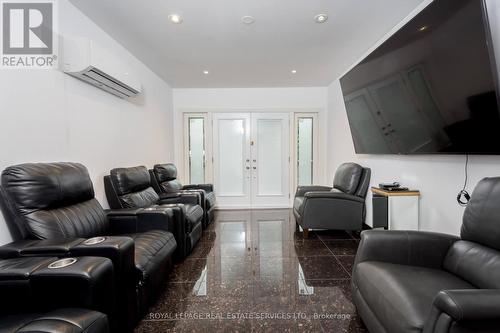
[62,37,141,99]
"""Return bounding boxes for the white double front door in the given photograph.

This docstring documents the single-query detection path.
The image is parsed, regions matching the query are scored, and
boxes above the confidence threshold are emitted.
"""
[213,113,290,208]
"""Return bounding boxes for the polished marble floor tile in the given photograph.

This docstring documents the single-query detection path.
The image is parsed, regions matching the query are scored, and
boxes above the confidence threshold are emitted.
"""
[298,256,350,280]
[135,209,367,333]
[337,255,356,276]
[188,240,217,258]
[293,239,334,257]
[323,240,360,255]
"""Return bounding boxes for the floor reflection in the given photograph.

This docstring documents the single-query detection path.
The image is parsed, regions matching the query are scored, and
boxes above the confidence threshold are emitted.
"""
[136,209,366,332]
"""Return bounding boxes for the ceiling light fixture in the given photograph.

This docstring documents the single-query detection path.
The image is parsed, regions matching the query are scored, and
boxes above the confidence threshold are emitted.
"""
[419,25,429,32]
[168,14,183,24]
[203,70,209,75]
[314,14,328,23]
[241,16,255,25]
[291,70,297,74]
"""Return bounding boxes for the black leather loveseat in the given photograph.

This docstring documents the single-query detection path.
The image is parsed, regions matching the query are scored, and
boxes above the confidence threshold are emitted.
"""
[353,177,500,333]
[0,162,177,331]
[0,255,113,333]
[294,162,371,237]
[104,166,203,260]
[150,163,216,228]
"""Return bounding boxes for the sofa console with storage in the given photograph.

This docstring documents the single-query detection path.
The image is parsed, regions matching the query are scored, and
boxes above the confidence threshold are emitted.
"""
[0,162,178,332]
[0,255,113,333]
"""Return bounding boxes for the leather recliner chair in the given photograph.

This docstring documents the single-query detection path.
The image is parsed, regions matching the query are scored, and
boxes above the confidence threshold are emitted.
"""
[0,162,177,331]
[353,177,500,333]
[0,256,113,333]
[150,163,216,228]
[293,162,371,237]
[104,166,203,260]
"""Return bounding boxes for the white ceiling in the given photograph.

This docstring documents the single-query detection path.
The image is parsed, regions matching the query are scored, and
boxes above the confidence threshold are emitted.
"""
[69,0,425,88]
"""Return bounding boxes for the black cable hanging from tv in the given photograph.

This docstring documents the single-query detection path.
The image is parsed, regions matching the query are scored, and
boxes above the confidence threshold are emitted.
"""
[457,154,470,206]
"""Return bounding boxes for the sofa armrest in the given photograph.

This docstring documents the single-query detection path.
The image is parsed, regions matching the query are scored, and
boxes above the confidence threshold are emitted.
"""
[304,191,364,202]
[30,257,116,316]
[107,208,175,234]
[158,192,201,205]
[0,237,136,282]
[135,208,176,234]
[433,289,500,321]
[295,186,332,197]
[0,239,84,258]
[71,236,135,276]
[0,256,115,317]
[299,192,365,230]
[180,189,206,208]
[183,184,213,192]
[354,230,459,270]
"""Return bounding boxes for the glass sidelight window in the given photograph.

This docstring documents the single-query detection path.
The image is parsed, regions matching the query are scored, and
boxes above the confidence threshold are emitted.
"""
[187,116,206,184]
[296,117,314,186]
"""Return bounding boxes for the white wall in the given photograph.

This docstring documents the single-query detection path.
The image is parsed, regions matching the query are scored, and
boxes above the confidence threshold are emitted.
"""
[172,87,328,184]
[326,0,500,236]
[0,1,174,245]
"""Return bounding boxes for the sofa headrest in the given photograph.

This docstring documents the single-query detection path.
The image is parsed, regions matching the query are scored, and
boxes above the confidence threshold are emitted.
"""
[153,163,177,182]
[110,166,151,196]
[333,162,364,195]
[1,162,94,213]
[462,177,500,251]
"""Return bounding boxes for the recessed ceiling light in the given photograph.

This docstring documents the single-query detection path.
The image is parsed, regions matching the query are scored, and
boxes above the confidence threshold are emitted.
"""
[241,16,255,25]
[203,70,209,75]
[168,14,183,24]
[419,25,429,32]
[291,70,297,74]
[314,14,328,23]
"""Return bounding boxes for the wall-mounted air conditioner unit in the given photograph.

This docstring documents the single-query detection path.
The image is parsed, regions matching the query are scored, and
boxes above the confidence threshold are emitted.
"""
[62,37,141,99]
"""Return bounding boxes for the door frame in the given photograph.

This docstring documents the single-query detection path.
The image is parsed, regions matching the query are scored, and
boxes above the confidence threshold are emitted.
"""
[181,108,323,209]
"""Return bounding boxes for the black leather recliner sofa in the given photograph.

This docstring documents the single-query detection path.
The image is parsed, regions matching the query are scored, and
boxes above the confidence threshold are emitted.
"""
[353,177,500,333]
[104,166,203,260]
[0,255,114,333]
[0,162,177,331]
[150,163,216,228]
[293,162,371,237]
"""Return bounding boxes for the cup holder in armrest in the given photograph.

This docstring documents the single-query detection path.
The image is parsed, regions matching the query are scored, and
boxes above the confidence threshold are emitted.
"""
[48,258,78,269]
[82,237,106,245]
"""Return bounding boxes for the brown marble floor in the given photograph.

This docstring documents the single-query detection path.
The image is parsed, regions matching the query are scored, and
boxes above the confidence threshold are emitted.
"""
[135,209,367,333]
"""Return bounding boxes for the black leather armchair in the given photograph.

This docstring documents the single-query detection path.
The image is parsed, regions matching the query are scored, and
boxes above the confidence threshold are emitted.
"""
[352,177,500,333]
[104,166,203,260]
[0,163,177,331]
[0,256,112,333]
[150,163,216,228]
[293,162,371,237]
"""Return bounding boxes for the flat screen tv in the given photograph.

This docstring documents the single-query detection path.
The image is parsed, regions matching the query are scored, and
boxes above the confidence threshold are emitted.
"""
[339,0,500,154]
